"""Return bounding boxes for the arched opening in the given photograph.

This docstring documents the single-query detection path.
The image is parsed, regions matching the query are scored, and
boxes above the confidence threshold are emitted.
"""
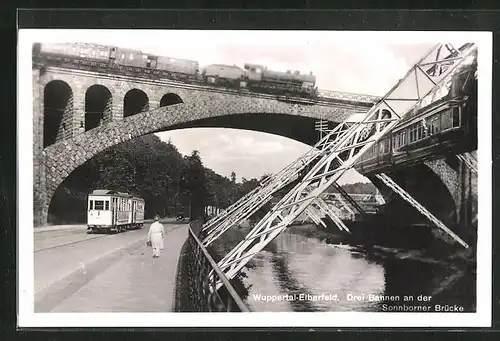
[43,80,73,147]
[165,112,326,146]
[85,85,113,131]
[374,164,457,226]
[160,93,183,107]
[124,89,149,118]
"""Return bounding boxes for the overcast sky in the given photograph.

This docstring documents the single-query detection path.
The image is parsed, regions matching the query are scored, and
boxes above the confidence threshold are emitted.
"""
[35,30,455,183]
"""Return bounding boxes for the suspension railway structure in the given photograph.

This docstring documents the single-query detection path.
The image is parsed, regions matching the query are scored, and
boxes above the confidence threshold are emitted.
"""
[183,42,478,308]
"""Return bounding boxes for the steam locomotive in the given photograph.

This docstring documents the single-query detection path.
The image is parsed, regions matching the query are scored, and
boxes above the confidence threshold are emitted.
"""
[32,42,318,99]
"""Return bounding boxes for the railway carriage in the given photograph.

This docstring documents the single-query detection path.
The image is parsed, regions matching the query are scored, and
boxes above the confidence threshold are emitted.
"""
[354,60,477,175]
[156,56,199,80]
[87,189,145,234]
[38,43,112,61]
[112,47,149,68]
[203,64,247,88]
[33,42,319,100]
[74,43,112,61]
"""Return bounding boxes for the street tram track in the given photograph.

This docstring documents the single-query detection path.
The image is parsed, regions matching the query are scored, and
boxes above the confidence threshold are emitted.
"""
[34,223,187,253]
[34,233,112,253]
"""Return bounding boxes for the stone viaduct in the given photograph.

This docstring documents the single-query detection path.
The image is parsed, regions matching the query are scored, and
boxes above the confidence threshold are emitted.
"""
[32,63,477,244]
[32,65,374,226]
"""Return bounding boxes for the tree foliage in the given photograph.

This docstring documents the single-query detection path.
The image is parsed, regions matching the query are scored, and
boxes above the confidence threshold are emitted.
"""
[48,135,264,224]
[48,134,377,225]
[335,182,378,195]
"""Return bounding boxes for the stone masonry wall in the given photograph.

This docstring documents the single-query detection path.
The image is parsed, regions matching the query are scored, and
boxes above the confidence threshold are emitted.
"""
[33,68,365,225]
[369,156,477,236]
[425,156,478,228]
[33,67,47,226]
[39,68,363,124]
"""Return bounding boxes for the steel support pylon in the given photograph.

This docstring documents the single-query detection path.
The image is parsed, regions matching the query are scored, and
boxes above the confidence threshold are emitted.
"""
[331,194,357,216]
[201,122,356,246]
[212,43,477,286]
[457,152,478,174]
[332,183,366,215]
[374,173,469,248]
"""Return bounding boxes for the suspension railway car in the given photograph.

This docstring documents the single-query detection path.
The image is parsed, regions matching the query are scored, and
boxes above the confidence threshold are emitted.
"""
[87,189,145,234]
[32,42,318,100]
[355,59,477,175]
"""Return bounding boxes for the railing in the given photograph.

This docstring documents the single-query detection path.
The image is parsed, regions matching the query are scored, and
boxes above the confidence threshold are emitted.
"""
[36,55,378,106]
[317,88,381,104]
[181,220,250,312]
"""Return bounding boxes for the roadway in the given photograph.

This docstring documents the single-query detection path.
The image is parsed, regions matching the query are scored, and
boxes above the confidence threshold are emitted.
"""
[34,219,188,312]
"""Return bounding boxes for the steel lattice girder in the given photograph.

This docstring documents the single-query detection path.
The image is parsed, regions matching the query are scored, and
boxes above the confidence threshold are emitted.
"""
[202,97,380,245]
[213,43,477,285]
[331,183,366,215]
[201,122,356,246]
[329,193,357,215]
[374,173,469,248]
[457,153,478,174]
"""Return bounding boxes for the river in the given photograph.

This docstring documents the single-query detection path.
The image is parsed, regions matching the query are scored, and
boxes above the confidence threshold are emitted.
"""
[214,226,476,313]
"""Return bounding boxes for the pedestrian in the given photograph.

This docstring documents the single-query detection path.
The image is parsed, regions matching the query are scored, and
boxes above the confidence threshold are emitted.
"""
[148,214,164,258]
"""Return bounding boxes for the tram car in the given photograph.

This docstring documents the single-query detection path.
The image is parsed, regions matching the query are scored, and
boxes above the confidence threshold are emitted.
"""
[354,57,477,175]
[32,42,318,99]
[87,189,145,234]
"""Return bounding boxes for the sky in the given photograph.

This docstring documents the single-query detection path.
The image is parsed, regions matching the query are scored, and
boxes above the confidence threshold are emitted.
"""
[34,30,456,183]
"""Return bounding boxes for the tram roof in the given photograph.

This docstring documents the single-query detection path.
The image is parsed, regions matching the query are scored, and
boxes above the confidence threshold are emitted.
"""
[90,189,132,197]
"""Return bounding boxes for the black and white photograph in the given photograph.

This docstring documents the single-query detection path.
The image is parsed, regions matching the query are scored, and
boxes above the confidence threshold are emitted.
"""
[17,29,492,328]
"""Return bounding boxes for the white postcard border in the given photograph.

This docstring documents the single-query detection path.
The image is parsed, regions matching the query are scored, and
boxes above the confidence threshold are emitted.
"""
[17,29,493,328]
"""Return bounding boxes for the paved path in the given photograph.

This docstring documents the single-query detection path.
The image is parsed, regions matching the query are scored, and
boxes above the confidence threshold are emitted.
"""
[35,223,188,312]
[35,226,148,295]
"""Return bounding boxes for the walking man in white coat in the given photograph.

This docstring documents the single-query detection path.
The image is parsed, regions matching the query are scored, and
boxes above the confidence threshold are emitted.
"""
[148,215,164,258]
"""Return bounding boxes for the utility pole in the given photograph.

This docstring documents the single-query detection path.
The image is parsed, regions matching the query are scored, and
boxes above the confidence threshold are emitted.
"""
[314,120,329,141]
[98,164,104,188]
[176,155,180,216]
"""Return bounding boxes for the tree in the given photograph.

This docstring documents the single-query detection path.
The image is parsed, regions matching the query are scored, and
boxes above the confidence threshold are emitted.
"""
[179,150,208,219]
[50,135,273,224]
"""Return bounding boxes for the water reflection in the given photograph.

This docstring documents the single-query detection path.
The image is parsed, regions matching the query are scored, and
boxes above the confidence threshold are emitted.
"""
[244,231,474,312]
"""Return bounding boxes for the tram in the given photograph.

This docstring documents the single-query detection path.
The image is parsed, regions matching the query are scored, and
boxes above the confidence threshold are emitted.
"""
[87,189,145,233]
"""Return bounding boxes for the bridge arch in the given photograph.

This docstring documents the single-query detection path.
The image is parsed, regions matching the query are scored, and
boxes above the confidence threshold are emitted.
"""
[124,88,149,117]
[43,80,74,147]
[424,156,477,229]
[370,163,457,227]
[85,84,113,131]
[160,93,183,107]
[37,92,358,225]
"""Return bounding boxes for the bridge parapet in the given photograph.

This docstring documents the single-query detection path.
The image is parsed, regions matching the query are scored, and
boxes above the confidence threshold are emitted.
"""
[36,65,374,150]
[174,220,250,312]
[317,88,381,104]
[33,76,370,226]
